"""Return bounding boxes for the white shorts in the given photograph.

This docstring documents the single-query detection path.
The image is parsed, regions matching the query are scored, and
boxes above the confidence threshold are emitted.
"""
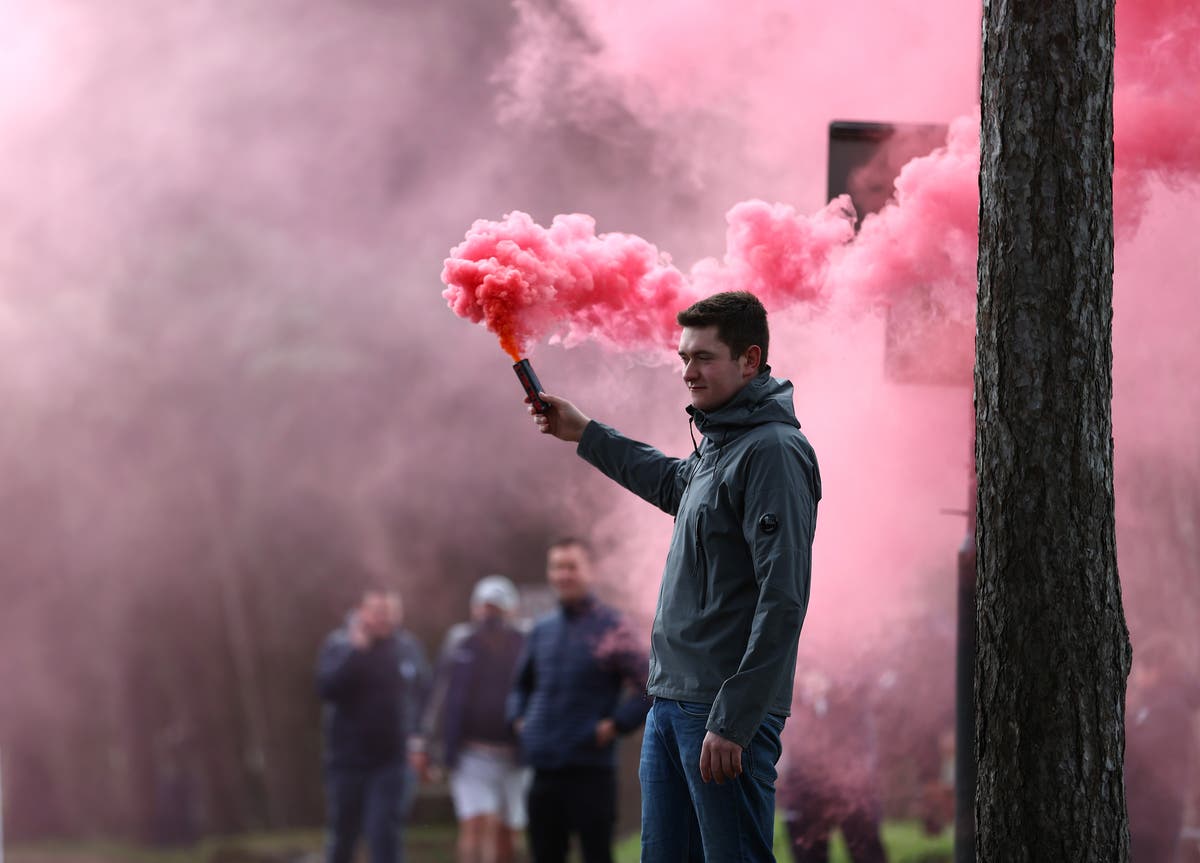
[449,744,532,828]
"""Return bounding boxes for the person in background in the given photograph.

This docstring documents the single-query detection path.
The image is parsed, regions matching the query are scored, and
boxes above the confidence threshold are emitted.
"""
[508,537,652,863]
[778,667,887,863]
[412,575,529,863]
[317,587,410,863]
[1125,639,1200,862]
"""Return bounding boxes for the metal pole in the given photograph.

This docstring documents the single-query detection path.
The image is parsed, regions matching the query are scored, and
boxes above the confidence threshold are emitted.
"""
[954,469,978,863]
[1,746,7,863]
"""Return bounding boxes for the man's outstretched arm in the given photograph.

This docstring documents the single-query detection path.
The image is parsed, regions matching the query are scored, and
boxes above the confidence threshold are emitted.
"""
[530,392,693,516]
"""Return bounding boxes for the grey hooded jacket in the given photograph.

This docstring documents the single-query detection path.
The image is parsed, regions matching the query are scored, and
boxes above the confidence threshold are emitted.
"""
[576,369,821,747]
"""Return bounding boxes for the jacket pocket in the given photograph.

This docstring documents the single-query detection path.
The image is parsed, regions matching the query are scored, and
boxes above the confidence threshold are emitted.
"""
[693,514,708,610]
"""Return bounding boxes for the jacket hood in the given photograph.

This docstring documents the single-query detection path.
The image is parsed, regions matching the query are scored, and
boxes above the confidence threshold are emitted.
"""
[687,366,800,439]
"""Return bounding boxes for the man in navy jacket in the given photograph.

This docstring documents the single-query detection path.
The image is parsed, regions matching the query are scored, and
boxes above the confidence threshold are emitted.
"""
[508,537,652,863]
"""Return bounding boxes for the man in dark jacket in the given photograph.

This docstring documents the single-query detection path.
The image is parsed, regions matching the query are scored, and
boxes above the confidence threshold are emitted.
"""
[317,588,410,863]
[530,291,821,862]
[508,537,652,863]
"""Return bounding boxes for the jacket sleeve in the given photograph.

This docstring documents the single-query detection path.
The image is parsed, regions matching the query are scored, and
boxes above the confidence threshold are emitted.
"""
[315,631,363,702]
[506,627,537,728]
[707,434,820,747]
[576,421,695,516]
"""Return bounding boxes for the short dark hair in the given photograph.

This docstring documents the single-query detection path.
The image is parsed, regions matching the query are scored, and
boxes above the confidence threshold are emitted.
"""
[547,536,592,558]
[676,291,769,370]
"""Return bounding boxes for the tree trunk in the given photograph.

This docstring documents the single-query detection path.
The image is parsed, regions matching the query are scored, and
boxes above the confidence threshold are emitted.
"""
[975,1,1131,861]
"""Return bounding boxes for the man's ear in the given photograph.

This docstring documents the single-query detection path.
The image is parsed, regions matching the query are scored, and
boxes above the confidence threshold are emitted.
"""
[742,345,762,375]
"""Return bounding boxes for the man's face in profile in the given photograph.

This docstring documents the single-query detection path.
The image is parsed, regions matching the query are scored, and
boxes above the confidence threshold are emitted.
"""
[678,325,758,412]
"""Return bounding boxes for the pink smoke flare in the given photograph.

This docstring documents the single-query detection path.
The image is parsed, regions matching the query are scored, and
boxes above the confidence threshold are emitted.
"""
[442,197,856,355]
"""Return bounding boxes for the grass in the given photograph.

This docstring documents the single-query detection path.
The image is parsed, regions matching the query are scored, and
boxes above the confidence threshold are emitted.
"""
[7,819,950,863]
[5,824,460,863]
[614,819,953,862]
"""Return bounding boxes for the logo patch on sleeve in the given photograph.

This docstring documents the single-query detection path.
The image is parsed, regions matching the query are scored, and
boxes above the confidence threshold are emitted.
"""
[758,513,779,535]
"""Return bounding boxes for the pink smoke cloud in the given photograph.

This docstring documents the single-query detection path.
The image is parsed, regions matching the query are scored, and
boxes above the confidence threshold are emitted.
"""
[442,196,856,357]
[499,0,981,204]
[441,212,692,359]
[452,0,1198,360]
[1113,0,1200,227]
[689,197,857,307]
[831,116,979,311]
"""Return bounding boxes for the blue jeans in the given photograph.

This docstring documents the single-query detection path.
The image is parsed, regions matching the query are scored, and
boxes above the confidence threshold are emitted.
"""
[325,761,407,863]
[640,699,785,862]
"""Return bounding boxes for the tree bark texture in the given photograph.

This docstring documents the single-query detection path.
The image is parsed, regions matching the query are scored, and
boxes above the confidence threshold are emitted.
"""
[975,1,1131,861]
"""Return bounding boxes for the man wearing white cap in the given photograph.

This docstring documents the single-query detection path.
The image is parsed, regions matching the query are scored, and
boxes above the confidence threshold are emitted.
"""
[412,575,530,863]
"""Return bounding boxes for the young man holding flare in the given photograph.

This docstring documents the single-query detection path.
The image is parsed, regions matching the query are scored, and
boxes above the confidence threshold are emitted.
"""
[529,290,821,862]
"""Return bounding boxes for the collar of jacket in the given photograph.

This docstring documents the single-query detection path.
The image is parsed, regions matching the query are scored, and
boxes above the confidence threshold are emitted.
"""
[685,366,801,443]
